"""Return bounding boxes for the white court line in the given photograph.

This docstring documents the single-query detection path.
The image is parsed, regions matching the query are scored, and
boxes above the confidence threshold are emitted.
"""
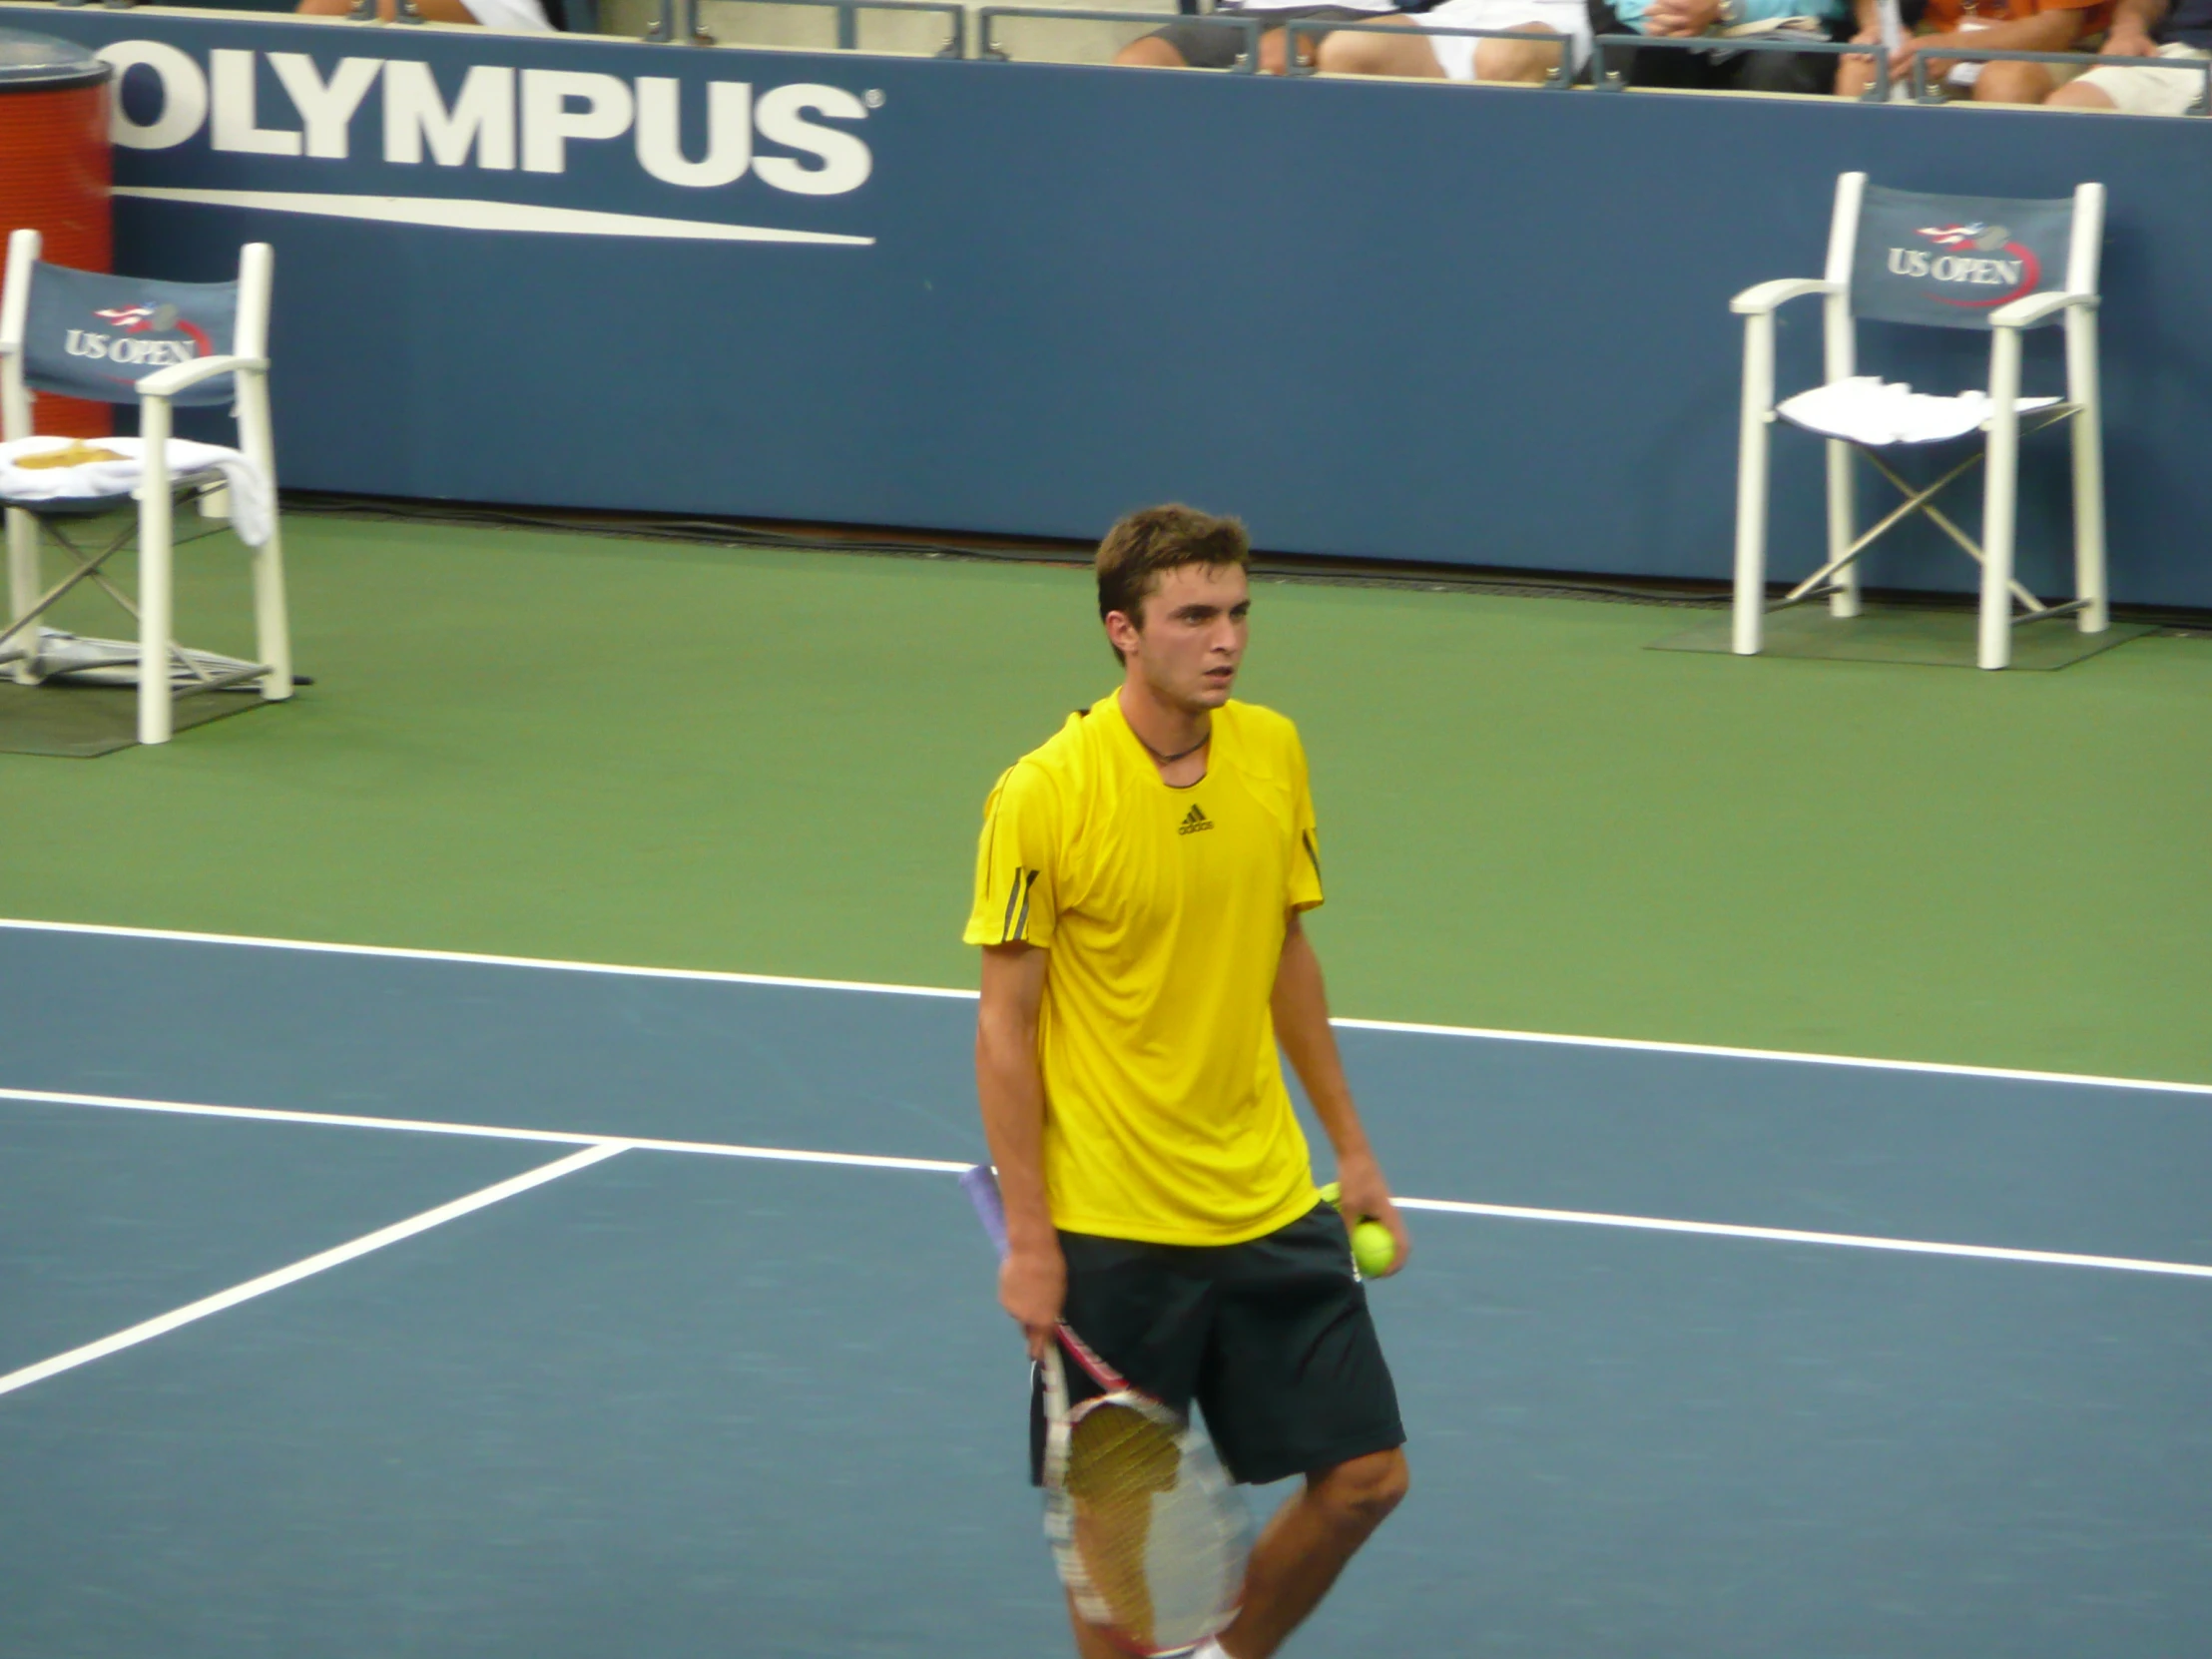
[4,915,2209,1099]
[1393,1198,2212,1282]
[0,917,974,1002]
[4,1086,2207,1285]
[0,1086,974,1175]
[0,1143,625,1402]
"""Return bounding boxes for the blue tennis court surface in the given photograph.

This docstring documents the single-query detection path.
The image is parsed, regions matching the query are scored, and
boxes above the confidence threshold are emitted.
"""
[3,920,2207,1658]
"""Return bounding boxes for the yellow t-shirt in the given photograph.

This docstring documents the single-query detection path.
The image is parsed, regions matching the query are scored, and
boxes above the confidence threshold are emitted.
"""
[963,693,1325,1246]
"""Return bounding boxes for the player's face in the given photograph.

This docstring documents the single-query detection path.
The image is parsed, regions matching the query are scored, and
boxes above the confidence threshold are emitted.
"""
[1126,563,1250,713]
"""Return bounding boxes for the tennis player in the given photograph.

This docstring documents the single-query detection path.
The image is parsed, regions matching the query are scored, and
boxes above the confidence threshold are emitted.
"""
[967,504,1410,1659]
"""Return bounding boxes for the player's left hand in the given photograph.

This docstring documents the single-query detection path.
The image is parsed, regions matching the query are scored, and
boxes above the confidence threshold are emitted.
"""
[1334,1151,1410,1278]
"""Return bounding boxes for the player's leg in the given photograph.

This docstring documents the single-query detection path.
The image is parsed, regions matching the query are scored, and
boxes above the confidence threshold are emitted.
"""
[1220,1447,1410,1658]
[1196,1203,1409,1659]
[1316,16,1448,76]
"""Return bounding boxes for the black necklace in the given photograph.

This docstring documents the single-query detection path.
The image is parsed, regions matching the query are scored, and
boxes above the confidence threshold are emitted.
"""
[1135,727,1211,766]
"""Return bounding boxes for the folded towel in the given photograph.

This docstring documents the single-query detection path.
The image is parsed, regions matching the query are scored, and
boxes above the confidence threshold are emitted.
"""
[1777,376,2062,447]
[0,435,274,548]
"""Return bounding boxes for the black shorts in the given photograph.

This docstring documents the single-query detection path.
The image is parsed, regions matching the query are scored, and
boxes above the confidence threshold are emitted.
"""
[1145,5,1382,69]
[1030,1204,1404,1487]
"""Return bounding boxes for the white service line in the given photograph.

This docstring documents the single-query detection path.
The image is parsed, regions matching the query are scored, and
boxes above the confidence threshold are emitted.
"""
[1394,1198,2212,1282]
[5,914,2209,1098]
[4,1086,2208,1285]
[0,1143,625,1402]
[0,916,975,1001]
[0,1086,974,1176]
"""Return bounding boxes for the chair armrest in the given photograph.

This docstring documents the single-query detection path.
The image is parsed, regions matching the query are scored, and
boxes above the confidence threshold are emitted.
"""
[1731,278,1840,316]
[1989,291,2097,330]
[136,353,268,400]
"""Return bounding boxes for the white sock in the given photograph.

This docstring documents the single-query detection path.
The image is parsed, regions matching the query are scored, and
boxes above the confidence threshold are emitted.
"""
[1188,1642,1233,1659]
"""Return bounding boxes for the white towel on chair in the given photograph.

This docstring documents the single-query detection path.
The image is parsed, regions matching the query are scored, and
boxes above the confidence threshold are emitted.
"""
[1777,376,2063,447]
[0,435,275,548]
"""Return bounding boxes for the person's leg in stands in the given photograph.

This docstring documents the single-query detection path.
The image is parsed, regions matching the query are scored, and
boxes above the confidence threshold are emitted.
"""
[1317,16,1449,75]
[1971,58,2060,100]
[2044,74,2118,105]
[296,0,484,20]
[1116,14,1301,68]
[1472,24,1567,79]
[1319,14,1565,80]
[1115,34,1192,65]
[1728,28,1851,93]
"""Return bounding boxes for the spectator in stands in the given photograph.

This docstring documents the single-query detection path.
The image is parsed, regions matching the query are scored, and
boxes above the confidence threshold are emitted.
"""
[1116,0,1403,73]
[1313,0,1589,83]
[1592,0,1856,93]
[294,0,557,28]
[2042,0,2211,113]
[1835,0,2110,99]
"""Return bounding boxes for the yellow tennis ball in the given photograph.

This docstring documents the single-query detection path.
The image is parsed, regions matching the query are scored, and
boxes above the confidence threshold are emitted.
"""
[1351,1220,1396,1278]
[1318,1181,1343,1207]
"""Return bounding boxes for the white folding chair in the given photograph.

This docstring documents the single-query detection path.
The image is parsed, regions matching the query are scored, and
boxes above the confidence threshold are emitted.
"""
[0,231,290,744]
[1730,173,2107,671]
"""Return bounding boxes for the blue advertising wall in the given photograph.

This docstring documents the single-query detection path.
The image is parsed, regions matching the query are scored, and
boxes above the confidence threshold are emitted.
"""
[10,3,2212,605]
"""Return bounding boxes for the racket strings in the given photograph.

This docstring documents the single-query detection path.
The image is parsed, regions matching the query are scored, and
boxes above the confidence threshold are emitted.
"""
[1060,1400,1249,1653]
[1066,1402,1182,1639]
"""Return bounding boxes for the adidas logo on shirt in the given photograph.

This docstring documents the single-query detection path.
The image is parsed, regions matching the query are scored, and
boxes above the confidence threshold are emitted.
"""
[1178,804,1213,835]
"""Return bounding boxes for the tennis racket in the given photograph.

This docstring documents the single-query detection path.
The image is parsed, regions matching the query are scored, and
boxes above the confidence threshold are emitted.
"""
[960,1164,1252,1658]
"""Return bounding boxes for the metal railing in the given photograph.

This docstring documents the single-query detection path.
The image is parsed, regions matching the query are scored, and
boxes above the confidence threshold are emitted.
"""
[975,4,1256,65]
[1283,16,1576,85]
[682,0,965,53]
[1589,31,1890,98]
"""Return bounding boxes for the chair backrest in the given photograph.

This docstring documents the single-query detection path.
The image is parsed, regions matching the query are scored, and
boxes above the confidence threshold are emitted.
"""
[0,236,245,411]
[1832,175,2103,332]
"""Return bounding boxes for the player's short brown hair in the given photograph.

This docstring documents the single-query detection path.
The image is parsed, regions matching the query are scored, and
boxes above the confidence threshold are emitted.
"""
[1095,505,1251,665]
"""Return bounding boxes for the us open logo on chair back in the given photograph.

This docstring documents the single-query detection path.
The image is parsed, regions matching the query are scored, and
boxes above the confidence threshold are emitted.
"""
[22,267,241,408]
[1852,186,2076,330]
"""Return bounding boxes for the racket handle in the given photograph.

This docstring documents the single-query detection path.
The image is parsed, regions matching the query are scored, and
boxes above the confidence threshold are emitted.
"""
[960,1163,1010,1260]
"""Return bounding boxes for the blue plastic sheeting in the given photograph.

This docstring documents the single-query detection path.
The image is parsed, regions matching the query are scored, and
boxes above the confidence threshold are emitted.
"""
[11,4,2212,604]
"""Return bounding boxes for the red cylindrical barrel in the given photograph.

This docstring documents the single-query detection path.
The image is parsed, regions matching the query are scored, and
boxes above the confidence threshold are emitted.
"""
[0,30,114,439]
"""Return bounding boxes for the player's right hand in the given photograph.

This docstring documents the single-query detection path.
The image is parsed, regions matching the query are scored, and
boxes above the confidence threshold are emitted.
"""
[1001,1242,1066,1361]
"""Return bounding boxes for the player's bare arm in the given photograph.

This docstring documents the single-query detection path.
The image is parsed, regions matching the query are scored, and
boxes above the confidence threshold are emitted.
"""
[976,939,1060,1359]
[1271,912,1411,1275]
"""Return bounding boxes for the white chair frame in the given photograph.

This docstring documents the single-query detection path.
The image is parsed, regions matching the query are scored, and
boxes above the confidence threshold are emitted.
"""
[0,230,290,744]
[1730,172,2108,671]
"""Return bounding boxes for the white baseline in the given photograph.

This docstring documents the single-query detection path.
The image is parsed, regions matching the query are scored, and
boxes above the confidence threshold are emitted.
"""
[3,1086,2207,1285]
[3,916,2208,1099]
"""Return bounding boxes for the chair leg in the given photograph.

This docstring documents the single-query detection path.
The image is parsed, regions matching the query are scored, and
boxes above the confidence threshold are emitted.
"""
[1732,315,1776,656]
[1979,330,2024,672]
[6,504,39,684]
[253,521,292,701]
[138,404,176,746]
[1824,438,1860,618]
[2071,390,2108,637]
